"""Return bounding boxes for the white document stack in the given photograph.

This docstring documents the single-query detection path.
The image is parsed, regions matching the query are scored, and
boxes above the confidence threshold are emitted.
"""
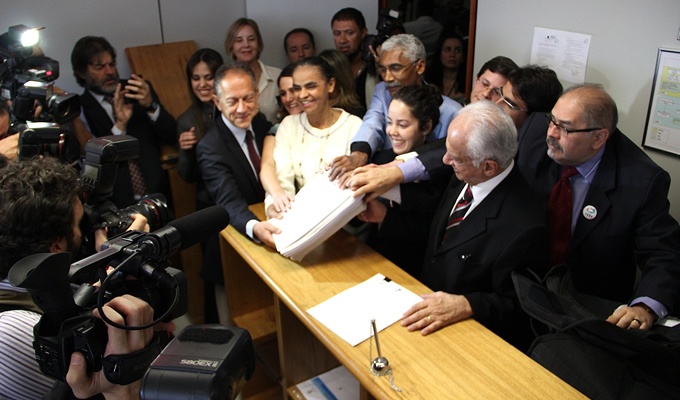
[270,172,366,261]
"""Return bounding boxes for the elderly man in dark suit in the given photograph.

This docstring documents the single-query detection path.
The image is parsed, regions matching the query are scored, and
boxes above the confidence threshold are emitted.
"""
[197,63,279,247]
[71,36,177,208]
[401,101,549,349]
[517,84,680,329]
[196,63,279,324]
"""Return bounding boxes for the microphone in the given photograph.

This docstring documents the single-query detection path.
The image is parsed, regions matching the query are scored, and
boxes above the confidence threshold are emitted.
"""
[137,206,230,259]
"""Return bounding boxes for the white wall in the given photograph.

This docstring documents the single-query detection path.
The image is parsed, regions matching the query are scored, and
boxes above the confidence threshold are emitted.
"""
[474,0,680,218]
[1,0,376,93]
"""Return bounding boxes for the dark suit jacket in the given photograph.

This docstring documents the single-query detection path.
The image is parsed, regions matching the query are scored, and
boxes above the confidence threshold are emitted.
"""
[367,147,451,278]
[517,114,680,313]
[80,85,177,208]
[421,166,549,348]
[196,114,271,236]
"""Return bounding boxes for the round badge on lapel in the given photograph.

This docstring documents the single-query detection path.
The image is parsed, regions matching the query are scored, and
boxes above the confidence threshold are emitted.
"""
[582,205,597,220]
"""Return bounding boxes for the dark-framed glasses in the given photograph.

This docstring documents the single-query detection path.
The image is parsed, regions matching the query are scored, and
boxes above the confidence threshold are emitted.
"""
[493,87,528,112]
[545,113,602,135]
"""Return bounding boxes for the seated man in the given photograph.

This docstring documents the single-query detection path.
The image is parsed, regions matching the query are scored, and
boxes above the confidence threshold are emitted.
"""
[517,84,680,328]
[0,156,151,399]
[71,36,177,208]
[400,101,549,350]
[283,28,316,64]
[329,33,462,183]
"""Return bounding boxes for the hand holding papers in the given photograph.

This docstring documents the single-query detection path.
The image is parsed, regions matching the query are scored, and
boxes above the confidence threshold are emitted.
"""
[269,171,366,261]
[307,274,422,346]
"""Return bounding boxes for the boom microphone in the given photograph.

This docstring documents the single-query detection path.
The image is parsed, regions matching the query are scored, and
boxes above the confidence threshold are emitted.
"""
[137,206,230,259]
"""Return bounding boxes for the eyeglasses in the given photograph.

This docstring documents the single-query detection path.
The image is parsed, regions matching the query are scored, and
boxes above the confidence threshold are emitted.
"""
[476,78,501,99]
[493,87,528,112]
[545,113,602,135]
[377,60,419,76]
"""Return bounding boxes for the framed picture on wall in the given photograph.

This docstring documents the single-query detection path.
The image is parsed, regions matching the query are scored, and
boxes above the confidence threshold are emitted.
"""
[642,48,680,156]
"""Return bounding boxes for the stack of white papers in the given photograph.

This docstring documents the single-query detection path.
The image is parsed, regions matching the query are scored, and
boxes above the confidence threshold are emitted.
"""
[270,172,366,261]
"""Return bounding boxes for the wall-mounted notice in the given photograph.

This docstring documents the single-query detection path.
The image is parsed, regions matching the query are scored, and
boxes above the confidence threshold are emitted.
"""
[531,27,591,84]
[643,48,680,156]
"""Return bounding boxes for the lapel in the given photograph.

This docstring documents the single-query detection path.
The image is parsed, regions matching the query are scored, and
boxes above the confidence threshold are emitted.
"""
[571,138,616,249]
[80,90,114,136]
[434,167,517,255]
[216,118,260,189]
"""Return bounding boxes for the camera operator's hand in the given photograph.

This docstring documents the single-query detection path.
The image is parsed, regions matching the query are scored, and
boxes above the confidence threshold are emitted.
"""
[129,213,150,233]
[125,74,153,109]
[66,294,154,400]
[113,83,133,132]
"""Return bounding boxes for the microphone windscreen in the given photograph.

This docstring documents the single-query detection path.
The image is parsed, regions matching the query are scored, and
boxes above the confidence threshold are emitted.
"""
[168,206,230,250]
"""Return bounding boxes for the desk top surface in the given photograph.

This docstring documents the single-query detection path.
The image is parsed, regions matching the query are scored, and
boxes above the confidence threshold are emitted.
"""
[221,205,584,399]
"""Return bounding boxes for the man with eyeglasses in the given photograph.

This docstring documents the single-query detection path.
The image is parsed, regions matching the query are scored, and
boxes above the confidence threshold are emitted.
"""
[468,56,518,104]
[518,84,680,331]
[329,33,462,186]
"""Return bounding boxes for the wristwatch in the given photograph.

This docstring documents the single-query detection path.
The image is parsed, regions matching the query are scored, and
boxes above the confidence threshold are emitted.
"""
[145,101,159,113]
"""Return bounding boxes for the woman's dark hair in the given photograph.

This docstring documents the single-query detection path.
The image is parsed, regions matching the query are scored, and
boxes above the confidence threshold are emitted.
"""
[317,49,363,116]
[426,30,466,98]
[391,84,443,133]
[276,64,297,119]
[186,48,223,139]
[295,56,334,83]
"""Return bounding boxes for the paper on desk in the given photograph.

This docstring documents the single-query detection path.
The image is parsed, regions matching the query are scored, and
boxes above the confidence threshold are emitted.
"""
[307,274,422,346]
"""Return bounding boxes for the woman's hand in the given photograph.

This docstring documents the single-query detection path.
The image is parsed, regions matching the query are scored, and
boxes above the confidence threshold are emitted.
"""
[179,127,199,150]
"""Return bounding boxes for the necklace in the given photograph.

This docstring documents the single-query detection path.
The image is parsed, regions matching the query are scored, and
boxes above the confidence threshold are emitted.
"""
[297,112,348,185]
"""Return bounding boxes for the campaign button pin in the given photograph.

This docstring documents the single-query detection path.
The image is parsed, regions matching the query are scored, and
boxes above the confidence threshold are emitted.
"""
[583,205,597,220]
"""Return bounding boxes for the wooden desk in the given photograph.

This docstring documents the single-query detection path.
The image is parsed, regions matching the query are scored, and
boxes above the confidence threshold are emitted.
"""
[220,205,585,399]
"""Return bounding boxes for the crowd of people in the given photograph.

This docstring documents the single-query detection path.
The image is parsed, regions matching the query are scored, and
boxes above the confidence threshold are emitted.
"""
[1,5,679,399]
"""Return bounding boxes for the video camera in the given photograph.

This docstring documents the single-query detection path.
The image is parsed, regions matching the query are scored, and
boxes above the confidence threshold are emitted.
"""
[0,25,80,160]
[361,9,401,63]
[8,206,230,385]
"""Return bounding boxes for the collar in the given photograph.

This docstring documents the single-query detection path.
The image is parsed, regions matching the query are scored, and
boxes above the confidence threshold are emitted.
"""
[469,160,514,207]
[257,60,274,90]
[222,114,252,145]
[574,144,606,184]
[0,278,26,293]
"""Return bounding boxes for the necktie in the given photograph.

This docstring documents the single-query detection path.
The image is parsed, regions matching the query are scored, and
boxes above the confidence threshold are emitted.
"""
[549,166,579,266]
[442,185,473,243]
[245,130,261,173]
[104,94,147,196]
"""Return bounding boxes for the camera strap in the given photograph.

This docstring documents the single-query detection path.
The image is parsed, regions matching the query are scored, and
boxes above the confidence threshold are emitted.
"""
[102,334,162,385]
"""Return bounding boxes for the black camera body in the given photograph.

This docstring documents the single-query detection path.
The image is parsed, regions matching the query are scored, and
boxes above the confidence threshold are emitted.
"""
[1,26,81,160]
[118,78,139,104]
[78,135,172,256]
[9,238,188,382]
[361,9,401,63]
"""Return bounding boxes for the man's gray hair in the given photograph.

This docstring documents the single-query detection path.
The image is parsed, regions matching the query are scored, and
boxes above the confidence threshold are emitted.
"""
[213,62,257,97]
[457,101,518,169]
[380,34,426,63]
